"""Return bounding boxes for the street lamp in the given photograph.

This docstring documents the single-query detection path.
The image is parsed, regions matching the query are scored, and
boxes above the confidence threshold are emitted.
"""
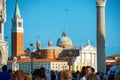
[29,43,34,73]
[68,52,72,71]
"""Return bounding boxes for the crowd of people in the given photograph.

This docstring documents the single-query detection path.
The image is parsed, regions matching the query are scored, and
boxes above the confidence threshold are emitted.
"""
[0,65,120,80]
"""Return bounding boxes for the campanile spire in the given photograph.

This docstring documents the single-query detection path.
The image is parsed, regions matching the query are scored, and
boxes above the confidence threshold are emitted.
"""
[14,0,21,19]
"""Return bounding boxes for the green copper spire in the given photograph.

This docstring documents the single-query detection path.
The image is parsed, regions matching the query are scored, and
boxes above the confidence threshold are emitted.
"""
[14,0,21,19]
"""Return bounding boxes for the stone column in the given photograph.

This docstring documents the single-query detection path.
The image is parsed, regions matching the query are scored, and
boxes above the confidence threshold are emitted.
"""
[96,0,106,73]
[0,0,8,66]
[0,22,4,41]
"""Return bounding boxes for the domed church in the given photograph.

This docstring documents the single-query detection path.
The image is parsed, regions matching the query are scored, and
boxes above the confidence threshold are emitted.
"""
[30,31,97,72]
[57,30,72,48]
[36,30,79,60]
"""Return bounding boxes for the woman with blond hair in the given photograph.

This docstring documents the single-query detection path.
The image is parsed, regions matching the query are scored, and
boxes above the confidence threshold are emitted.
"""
[12,70,25,80]
[60,69,72,80]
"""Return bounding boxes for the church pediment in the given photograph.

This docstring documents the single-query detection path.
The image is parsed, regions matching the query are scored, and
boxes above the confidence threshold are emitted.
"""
[82,45,96,51]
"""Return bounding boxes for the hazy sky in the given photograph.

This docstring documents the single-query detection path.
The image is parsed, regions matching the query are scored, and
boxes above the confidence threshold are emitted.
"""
[5,0,120,57]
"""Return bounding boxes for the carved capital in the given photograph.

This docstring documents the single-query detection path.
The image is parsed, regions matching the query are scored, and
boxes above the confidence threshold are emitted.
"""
[96,0,106,7]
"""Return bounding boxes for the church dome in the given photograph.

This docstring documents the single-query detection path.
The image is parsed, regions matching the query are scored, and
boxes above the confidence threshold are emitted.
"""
[57,31,72,48]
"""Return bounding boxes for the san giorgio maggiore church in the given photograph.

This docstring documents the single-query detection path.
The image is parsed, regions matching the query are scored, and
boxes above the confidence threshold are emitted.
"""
[0,0,97,72]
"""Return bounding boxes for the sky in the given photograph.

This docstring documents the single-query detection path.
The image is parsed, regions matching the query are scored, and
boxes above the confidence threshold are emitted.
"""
[5,0,120,57]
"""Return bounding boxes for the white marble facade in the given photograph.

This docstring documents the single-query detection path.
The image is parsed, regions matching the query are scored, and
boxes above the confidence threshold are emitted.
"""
[72,41,97,72]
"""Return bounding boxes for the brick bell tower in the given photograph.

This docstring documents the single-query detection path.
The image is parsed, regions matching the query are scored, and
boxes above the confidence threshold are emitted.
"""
[11,0,24,57]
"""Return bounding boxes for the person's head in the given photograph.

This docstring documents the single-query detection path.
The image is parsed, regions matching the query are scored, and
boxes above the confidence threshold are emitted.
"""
[2,65,7,72]
[24,74,32,80]
[86,73,98,80]
[115,71,120,80]
[79,66,86,79]
[60,69,72,80]
[40,67,46,74]
[8,69,12,74]
[32,69,41,80]
[39,67,47,79]
[91,67,95,73]
[85,66,93,75]
[13,70,25,80]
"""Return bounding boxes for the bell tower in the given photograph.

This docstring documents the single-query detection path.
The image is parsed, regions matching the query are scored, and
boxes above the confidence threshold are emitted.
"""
[11,0,24,57]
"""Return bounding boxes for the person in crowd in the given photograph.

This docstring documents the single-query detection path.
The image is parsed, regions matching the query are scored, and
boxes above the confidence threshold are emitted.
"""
[12,70,25,80]
[91,68,95,73]
[8,69,12,74]
[24,73,32,80]
[86,73,99,80]
[55,71,59,80]
[32,69,41,80]
[99,72,104,80]
[96,72,100,80]
[76,71,80,78]
[12,74,18,80]
[51,71,56,80]
[103,72,108,80]
[45,70,51,80]
[39,67,48,80]
[79,66,86,80]
[58,71,62,80]
[80,66,93,80]
[0,65,11,80]
[8,69,13,79]
[60,69,72,80]
[115,71,120,80]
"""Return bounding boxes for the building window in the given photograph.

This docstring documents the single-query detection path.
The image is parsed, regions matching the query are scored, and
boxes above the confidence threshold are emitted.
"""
[18,22,22,27]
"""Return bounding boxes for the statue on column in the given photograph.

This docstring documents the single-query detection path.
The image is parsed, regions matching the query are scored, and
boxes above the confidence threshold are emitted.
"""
[12,57,19,71]
[0,0,6,22]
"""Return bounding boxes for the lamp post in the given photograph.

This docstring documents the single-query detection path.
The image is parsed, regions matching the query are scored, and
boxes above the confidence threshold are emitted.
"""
[29,43,34,74]
[68,52,72,71]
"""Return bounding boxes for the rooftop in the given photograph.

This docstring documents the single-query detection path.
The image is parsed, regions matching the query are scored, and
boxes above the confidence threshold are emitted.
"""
[8,58,67,63]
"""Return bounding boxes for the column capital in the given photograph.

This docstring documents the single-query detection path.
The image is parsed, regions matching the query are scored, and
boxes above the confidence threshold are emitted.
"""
[96,0,106,7]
